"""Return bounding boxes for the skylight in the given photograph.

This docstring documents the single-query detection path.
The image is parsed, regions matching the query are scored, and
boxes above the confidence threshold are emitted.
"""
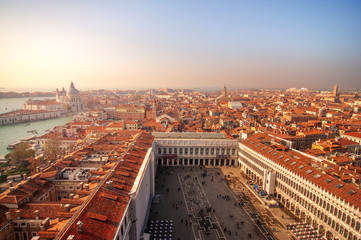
[335,184,344,189]
[261,147,266,150]
[278,155,284,159]
[284,158,290,162]
[347,190,356,196]
[256,144,260,147]
[273,152,278,156]
[290,162,297,165]
[305,170,313,174]
[268,150,272,153]
[324,179,332,183]
[298,165,305,169]
[313,174,322,179]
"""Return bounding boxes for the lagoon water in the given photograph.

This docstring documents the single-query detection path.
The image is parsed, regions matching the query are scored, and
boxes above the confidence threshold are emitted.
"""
[0,97,72,156]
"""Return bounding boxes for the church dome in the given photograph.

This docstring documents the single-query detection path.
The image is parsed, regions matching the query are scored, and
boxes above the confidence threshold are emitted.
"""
[67,81,79,96]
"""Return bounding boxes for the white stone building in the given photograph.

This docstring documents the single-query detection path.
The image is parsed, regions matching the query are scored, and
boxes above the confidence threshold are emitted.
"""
[56,81,85,112]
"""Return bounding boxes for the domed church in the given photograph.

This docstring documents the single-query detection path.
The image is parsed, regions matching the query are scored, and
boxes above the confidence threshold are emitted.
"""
[56,81,85,112]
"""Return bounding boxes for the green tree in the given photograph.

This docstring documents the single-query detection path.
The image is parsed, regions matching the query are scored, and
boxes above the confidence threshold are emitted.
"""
[9,142,35,166]
[44,139,61,161]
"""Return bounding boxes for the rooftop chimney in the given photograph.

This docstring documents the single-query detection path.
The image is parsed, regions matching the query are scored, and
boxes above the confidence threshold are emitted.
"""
[62,204,70,212]
[69,194,74,199]
[6,212,11,221]
[106,181,113,189]
[41,217,50,230]
[16,210,21,220]
[77,221,84,233]
[84,184,89,191]
[67,236,75,240]
[34,210,40,220]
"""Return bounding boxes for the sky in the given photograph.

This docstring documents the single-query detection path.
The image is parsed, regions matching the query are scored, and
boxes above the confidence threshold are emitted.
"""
[0,0,361,91]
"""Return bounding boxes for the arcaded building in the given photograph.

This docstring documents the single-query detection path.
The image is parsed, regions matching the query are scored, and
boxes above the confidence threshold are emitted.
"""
[239,133,361,240]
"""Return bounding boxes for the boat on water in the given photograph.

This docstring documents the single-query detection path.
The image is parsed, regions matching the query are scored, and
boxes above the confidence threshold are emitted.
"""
[27,130,38,135]
[24,123,30,126]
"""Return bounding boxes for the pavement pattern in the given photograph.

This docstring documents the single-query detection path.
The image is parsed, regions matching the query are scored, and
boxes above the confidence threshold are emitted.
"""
[145,166,272,240]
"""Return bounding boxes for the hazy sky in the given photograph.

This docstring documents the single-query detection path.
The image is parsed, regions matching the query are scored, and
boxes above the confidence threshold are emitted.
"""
[1,1,361,91]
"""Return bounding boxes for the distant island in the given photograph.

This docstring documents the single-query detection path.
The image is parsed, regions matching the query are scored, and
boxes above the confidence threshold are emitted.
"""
[0,91,55,99]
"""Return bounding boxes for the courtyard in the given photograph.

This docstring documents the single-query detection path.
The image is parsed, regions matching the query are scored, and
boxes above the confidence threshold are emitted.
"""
[144,166,282,240]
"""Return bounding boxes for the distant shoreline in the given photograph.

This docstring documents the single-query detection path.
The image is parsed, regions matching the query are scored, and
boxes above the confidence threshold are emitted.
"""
[0,92,55,99]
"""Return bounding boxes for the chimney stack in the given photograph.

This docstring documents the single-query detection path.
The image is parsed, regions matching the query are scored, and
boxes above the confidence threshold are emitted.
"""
[69,194,74,199]
[85,184,89,191]
[77,221,84,233]
[106,181,113,189]
[6,212,11,221]
[16,210,21,220]
[62,204,70,212]
[41,217,50,230]
[34,210,40,220]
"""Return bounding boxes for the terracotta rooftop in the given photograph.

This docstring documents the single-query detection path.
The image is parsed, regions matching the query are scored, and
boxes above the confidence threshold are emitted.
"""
[57,132,154,240]
[242,133,361,209]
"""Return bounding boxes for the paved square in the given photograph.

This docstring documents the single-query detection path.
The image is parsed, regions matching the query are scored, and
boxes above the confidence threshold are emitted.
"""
[145,166,272,240]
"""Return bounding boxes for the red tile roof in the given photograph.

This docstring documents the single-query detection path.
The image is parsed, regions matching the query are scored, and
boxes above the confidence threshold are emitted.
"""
[57,132,154,240]
[242,133,361,209]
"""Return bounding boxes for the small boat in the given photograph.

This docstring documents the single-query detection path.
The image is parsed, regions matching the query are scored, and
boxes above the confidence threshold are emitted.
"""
[24,123,30,126]
[27,130,38,135]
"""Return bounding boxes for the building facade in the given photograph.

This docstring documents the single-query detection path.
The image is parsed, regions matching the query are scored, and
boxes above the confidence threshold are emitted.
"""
[238,133,361,240]
[0,110,61,126]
